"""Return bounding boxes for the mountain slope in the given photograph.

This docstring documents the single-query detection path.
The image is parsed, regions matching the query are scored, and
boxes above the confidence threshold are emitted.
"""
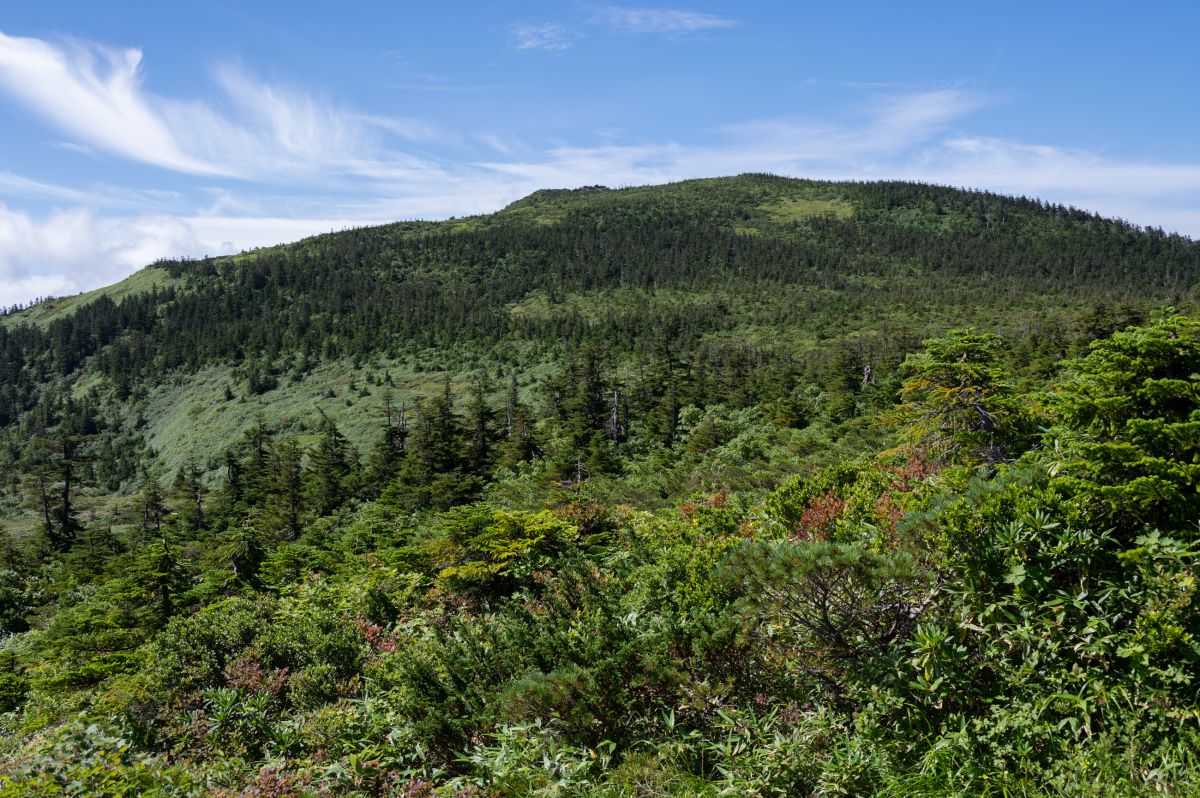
[0,174,1197,515]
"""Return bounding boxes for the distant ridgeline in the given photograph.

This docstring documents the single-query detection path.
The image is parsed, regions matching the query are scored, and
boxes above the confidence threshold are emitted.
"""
[1,175,1199,795]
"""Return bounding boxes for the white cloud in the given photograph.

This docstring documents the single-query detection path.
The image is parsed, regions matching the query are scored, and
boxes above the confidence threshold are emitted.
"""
[0,273,74,308]
[595,7,738,34]
[0,200,411,306]
[0,171,98,205]
[509,23,579,51]
[358,113,448,144]
[911,137,1200,199]
[0,33,229,176]
[0,31,445,184]
[0,204,220,305]
[478,89,990,186]
[865,90,990,150]
[182,215,381,251]
[0,170,196,215]
[47,140,94,155]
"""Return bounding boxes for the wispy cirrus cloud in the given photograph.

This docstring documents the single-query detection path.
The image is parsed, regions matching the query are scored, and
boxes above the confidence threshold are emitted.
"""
[479,89,991,185]
[508,23,579,51]
[47,140,94,155]
[0,170,98,205]
[507,7,736,53]
[0,32,226,175]
[0,31,446,184]
[594,6,738,34]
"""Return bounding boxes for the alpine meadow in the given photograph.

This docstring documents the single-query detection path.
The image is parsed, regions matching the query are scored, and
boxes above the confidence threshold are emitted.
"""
[0,175,1198,795]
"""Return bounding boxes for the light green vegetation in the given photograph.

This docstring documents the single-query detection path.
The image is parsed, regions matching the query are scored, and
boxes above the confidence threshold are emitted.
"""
[1,266,180,328]
[759,195,855,223]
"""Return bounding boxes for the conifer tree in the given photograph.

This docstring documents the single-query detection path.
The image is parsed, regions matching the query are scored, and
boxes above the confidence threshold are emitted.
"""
[173,459,206,533]
[548,349,620,478]
[223,513,267,589]
[67,520,123,578]
[136,534,188,628]
[239,420,276,509]
[32,429,89,551]
[273,438,305,539]
[1048,313,1200,531]
[389,378,479,509]
[366,389,407,488]
[496,374,540,471]
[222,449,243,512]
[641,344,685,447]
[897,329,1025,466]
[23,461,55,546]
[138,470,169,541]
[306,413,358,517]
[463,377,498,476]
[407,379,463,476]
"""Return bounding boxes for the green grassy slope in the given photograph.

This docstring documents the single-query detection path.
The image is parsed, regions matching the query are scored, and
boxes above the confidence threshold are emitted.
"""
[1,266,181,329]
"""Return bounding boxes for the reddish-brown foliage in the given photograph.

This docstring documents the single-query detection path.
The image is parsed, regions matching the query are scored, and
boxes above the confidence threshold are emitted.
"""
[794,489,845,541]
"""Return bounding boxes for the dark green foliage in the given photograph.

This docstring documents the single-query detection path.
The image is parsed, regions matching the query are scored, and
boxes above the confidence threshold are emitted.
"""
[270,438,305,539]
[220,514,267,588]
[727,540,930,703]
[387,381,481,510]
[364,388,408,489]
[0,178,1199,794]
[0,653,28,713]
[0,569,30,635]
[545,348,623,479]
[0,721,196,797]
[897,329,1029,465]
[133,534,190,629]
[495,374,541,471]
[394,553,729,764]
[463,377,499,476]
[1046,313,1200,532]
[171,459,205,532]
[305,414,358,517]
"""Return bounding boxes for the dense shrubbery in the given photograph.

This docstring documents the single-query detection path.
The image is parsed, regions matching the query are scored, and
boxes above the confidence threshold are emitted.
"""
[0,315,1196,794]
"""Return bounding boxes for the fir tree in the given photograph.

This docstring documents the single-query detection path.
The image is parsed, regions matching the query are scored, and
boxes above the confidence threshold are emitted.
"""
[366,389,407,489]
[136,534,188,628]
[223,513,267,589]
[138,470,169,541]
[273,438,305,539]
[896,329,1025,466]
[173,459,206,533]
[306,412,358,517]
[1048,313,1200,531]
[463,377,498,476]
[496,374,540,471]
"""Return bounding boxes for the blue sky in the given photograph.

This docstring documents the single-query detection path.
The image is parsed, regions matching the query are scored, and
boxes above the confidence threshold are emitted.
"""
[1,1,1198,305]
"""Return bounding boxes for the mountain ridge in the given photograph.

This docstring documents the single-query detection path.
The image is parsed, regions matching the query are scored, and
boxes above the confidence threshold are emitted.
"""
[4,173,1195,328]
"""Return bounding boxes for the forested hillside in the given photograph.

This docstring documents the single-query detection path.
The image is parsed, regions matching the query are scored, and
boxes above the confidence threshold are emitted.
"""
[0,175,1198,796]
